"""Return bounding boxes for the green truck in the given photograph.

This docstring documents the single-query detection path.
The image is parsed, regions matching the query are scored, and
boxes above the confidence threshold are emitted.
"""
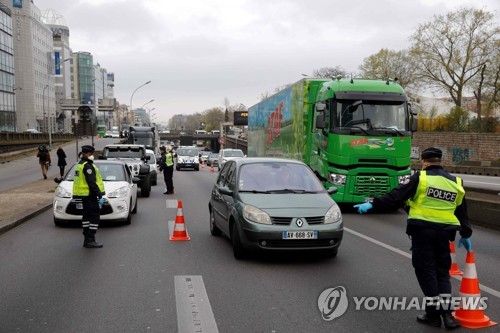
[248,78,417,203]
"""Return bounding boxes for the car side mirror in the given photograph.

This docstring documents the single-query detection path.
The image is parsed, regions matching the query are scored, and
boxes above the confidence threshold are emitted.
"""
[132,177,141,184]
[327,186,338,195]
[218,186,233,196]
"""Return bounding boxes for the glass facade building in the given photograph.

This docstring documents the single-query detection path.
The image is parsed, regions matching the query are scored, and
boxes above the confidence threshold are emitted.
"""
[0,4,15,131]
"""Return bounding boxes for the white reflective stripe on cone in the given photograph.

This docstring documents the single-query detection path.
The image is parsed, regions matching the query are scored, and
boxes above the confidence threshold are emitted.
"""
[174,224,186,231]
[463,263,478,279]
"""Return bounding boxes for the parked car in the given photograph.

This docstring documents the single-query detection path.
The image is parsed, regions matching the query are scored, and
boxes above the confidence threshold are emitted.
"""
[25,129,40,134]
[146,149,158,186]
[104,130,113,138]
[206,152,219,167]
[208,158,343,259]
[53,160,139,226]
[111,131,120,138]
[175,147,200,171]
[218,148,245,170]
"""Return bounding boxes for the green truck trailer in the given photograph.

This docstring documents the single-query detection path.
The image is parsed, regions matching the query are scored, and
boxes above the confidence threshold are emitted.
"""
[247,78,417,203]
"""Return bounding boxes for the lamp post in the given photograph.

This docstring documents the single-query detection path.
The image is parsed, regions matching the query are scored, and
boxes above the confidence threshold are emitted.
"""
[42,85,52,148]
[139,99,154,125]
[92,78,96,146]
[147,108,156,126]
[129,80,151,115]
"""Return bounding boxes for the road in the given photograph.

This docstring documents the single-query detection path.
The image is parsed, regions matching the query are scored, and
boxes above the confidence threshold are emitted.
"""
[454,174,500,193]
[1,164,499,332]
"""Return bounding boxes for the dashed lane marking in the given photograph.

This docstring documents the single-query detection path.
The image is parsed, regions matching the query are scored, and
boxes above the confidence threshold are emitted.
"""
[345,227,500,299]
[175,275,219,333]
[166,199,178,209]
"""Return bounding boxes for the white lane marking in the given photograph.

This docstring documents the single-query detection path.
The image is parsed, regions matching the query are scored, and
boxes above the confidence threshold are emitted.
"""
[344,227,500,299]
[168,221,174,238]
[175,275,219,333]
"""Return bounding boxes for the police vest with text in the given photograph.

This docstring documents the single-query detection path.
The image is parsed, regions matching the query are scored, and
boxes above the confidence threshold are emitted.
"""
[407,171,464,225]
[73,162,105,196]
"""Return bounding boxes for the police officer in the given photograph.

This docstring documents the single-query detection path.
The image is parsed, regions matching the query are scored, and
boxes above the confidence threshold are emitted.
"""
[159,146,175,194]
[73,145,105,248]
[354,147,472,329]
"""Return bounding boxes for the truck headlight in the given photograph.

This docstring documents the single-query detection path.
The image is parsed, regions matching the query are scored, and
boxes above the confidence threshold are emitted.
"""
[398,175,411,185]
[243,205,271,225]
[330,173,346,186]
[107,186,128,198]
[54,186,72,198]
[325,204,342,224]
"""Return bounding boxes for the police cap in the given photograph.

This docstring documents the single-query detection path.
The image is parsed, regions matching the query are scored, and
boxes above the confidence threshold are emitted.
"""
[81,145,95,153]
[421,147,442,160]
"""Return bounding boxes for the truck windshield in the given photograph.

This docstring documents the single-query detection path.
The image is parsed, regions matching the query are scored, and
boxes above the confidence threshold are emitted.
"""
[105,147,144,159]
[334,100,408,132]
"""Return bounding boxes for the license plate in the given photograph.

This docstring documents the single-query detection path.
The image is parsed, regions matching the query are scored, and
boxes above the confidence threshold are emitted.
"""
[76,203,83,210]
[282,231,318,239]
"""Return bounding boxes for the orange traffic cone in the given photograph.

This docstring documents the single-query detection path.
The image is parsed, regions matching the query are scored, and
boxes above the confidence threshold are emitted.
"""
[170,200,190,241]
[449,241,463,276]
[201,160,205,169]
[453,251,497,329]
[210,165,214,173]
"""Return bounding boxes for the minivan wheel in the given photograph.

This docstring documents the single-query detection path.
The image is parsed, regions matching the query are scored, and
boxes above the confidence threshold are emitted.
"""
[209,209,222,236]
[231,224,246,260]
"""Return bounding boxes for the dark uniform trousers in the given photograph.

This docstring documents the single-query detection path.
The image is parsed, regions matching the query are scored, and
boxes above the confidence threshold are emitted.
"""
[164,165,174,193]
[411,227,452,315]
[82,197,100,237]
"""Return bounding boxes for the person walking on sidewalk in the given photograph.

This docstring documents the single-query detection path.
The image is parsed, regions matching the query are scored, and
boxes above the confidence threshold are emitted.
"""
[56,146,67,178]
[36,145,51,179]
[72,145,105,248]
[159,145,175,194]
[353,147,472,330]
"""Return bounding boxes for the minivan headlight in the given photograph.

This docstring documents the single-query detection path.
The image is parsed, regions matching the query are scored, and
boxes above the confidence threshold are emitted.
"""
[243,205,271,225]
[325,204,342,224]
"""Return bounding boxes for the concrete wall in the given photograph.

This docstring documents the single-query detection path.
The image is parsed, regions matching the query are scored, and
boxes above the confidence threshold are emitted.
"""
[411,132,500,164]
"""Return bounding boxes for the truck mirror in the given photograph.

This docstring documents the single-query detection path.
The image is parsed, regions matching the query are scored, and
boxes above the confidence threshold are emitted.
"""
[316,103,326,112]
[316,114,325,129]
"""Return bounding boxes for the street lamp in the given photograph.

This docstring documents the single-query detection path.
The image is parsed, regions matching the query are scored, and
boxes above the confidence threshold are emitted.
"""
[42,85,53,148]
[129,80,151,114]
[147,107,156,126]
[92,78,97,146]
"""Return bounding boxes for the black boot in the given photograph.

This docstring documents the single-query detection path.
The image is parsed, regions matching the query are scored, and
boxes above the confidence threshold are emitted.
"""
[84,235,103,248]
[417,313,441,327]
[442,313,460,330]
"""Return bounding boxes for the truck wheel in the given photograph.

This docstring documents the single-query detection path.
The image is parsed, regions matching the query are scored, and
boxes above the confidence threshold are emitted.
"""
[151,175,157,186]
[141,175,151,197]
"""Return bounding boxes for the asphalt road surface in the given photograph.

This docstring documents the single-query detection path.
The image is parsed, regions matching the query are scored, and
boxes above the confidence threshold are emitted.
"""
[0,162,499,332]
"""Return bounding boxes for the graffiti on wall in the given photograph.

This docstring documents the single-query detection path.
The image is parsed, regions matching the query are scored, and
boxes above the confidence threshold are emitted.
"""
[451,147,475,164]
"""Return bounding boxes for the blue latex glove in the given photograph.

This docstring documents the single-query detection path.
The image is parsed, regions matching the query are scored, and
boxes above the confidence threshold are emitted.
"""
[353,202,373,214]
[99,198,105,207]
[458,237,472,252]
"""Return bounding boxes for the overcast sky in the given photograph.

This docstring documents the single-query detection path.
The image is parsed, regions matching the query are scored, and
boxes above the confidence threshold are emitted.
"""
[35,0,499,124]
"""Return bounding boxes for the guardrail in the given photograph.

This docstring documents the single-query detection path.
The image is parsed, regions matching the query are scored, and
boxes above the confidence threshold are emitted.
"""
[411,160,500,177]
[0,132,74,154]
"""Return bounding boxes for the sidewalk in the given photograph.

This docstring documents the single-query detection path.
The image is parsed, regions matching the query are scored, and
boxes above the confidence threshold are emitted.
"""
[0,179,56,235]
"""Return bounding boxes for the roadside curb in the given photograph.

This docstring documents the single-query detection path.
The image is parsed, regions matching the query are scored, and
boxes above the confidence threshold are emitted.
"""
[0,202,52,235]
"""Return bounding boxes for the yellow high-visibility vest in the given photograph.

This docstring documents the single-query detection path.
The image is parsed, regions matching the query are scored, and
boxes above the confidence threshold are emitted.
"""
[407,171,464,225]
[73,161,105,196]
[166,152,174,167]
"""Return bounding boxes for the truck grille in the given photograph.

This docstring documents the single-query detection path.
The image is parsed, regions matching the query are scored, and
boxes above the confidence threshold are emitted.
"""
[354,175,391,197]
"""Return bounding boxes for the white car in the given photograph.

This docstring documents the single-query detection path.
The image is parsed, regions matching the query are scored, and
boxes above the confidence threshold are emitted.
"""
[53,160,139,226]
[146,149,158,185]
[175,147,200,171]
[218,148,245,171]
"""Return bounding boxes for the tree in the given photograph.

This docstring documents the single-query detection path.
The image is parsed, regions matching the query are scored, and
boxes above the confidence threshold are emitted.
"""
[359,49,419,89]
[312,66,348,79]
[201,107,224,132]
[409,8,498,108]
[446,106,469,132]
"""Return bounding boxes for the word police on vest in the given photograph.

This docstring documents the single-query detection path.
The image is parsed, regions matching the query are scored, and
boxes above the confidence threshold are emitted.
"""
[426,187,457,202]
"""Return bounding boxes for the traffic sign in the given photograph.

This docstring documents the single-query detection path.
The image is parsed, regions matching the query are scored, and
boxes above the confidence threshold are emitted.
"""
[218,137,226,144]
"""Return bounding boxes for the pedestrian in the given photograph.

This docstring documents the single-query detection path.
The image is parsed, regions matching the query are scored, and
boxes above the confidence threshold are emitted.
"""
[159,145,174,194]
[72,145,105,248]
[353,147,472,330]
[36,145,51,179]
[56,146,67,178]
